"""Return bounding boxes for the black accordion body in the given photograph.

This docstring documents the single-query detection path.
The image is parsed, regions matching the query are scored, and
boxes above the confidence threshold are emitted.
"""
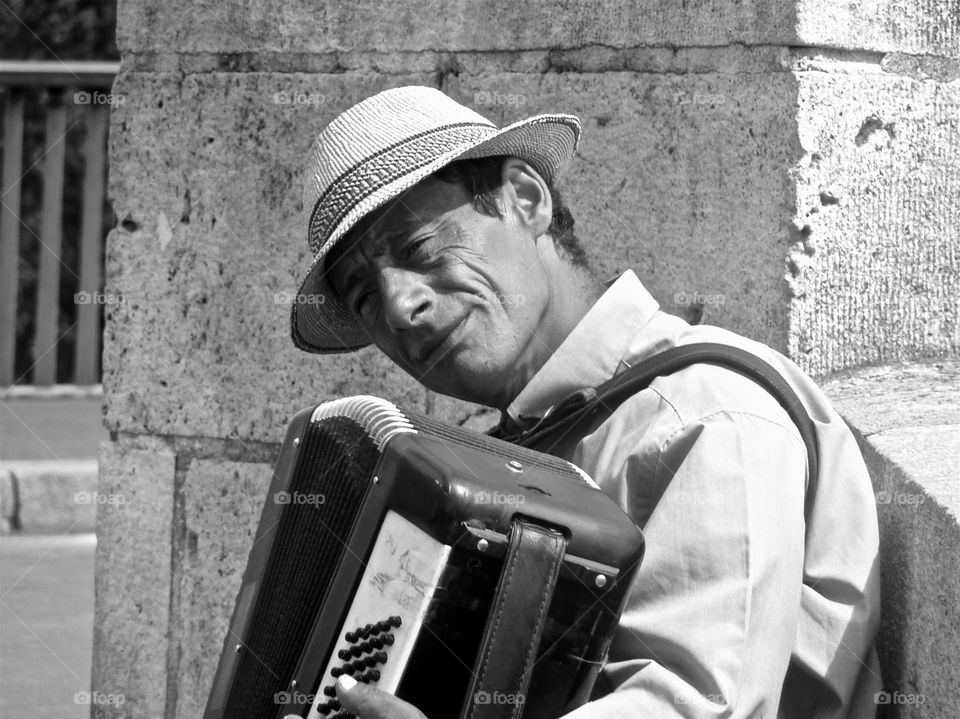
[204,396,645,719]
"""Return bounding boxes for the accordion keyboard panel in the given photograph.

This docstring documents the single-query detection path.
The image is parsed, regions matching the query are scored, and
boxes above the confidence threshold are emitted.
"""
[307,511,451,719]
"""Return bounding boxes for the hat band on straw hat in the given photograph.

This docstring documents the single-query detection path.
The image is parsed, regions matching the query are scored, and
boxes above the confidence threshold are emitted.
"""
[307,121,497,255]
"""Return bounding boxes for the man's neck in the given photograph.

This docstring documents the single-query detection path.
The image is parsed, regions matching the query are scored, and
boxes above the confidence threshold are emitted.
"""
[494,238,604,411]
[540,237,605,345]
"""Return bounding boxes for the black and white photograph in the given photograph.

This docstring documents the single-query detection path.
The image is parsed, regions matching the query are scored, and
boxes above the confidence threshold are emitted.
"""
[0,1,957,717]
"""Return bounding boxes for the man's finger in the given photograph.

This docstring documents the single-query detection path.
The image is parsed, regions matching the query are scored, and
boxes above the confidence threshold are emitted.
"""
[336,675,427,719]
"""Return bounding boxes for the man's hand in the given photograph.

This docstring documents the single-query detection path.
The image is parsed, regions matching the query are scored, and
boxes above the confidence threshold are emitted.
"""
[336,675,429,719]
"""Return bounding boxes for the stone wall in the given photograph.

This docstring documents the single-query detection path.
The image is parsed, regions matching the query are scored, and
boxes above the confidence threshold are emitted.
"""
[824,362,960,718]
[94,1,959,717]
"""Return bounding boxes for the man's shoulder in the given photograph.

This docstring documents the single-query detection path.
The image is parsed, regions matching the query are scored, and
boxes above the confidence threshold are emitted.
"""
[617,325,809,442]
[647,361,803,440]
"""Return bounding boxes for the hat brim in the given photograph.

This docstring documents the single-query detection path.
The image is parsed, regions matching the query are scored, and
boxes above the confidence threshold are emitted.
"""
[291,113,581,355]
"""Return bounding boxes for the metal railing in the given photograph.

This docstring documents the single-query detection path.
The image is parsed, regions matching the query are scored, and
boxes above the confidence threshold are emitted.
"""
[0,59,119,387]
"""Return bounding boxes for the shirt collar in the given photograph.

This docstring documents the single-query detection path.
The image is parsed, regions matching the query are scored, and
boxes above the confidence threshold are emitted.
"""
[506,270,659,421]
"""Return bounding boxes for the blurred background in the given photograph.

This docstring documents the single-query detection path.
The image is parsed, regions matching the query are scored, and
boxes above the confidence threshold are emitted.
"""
[1,0,117,387]
[1,2,118,716]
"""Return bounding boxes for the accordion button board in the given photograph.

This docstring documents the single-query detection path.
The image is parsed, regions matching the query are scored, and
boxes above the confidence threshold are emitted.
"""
[305,510,451,719]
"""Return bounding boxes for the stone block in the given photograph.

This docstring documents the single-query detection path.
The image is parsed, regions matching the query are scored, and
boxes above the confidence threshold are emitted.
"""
[791,72,960,376]
[91,438,176,719]
[1,459,99,533]
[116,0,797,56]
[170,457,273,719]
[823,362,960,718]
[116,0,960,58]
[823,361,960,435]
[796,0,960,57]
[862,435,959,719]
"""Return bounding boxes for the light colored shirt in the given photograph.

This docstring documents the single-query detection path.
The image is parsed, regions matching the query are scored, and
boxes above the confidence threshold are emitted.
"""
[507,271,882,719]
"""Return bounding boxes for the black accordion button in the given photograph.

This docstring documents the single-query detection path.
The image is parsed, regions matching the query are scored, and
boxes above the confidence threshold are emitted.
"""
[323,685,336,697]
[388,615,402,627]
[317,699,342,715]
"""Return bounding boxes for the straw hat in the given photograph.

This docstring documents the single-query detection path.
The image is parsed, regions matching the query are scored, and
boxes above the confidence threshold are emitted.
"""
[291,85,581,354]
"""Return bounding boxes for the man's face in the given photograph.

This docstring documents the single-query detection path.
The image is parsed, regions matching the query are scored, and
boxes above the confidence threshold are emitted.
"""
[325,172,556,408]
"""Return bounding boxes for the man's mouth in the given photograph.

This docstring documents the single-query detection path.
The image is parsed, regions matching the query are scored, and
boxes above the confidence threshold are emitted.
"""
[412,317,466,365]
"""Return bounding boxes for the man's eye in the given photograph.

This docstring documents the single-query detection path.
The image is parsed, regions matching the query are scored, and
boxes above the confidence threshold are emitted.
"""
[400,238,429,261]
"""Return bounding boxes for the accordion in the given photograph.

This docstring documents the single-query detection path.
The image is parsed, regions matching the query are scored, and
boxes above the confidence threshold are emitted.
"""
[204,396,645,719]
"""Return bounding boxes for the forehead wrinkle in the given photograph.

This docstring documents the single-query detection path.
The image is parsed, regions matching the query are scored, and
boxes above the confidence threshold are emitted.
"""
[374,214,430,252]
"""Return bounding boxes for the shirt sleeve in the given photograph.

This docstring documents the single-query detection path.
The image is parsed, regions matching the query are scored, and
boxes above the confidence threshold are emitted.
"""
[564,406,808,718]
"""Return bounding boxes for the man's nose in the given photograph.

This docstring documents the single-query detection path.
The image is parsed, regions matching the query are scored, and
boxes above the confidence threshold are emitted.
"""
[379,267,432,333]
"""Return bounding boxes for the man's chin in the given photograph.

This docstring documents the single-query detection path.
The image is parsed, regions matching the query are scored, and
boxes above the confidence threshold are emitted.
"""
[420,361,520,409]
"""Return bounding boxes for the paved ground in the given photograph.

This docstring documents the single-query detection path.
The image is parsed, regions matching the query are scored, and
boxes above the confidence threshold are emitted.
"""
[0,533,97,718]
[0,392,104,716]
[0,397,106,461]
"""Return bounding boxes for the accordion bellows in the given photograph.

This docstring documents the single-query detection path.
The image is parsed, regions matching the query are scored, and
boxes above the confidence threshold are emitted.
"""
[204,396,645,719]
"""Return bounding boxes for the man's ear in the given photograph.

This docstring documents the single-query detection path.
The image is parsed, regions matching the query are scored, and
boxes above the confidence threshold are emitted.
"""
[500,158,553,238]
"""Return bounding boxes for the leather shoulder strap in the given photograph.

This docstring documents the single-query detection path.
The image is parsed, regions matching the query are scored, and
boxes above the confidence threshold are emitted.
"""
[499,343,819,518]
[460,519,567,719]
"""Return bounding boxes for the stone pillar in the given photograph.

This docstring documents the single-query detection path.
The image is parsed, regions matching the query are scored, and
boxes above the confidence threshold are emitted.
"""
[94,2,958,717]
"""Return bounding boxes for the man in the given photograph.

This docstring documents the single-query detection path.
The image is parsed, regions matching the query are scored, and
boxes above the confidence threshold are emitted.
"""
[290,86,882,718]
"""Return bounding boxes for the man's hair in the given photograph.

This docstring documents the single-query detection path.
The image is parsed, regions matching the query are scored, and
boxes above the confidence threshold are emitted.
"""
[430,156,588,267]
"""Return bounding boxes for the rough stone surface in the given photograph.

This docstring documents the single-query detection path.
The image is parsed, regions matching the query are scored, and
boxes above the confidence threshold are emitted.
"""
[792,72,960,376]
[170,458,273,719]
[91,438,176,719]
[822,362,960,718]
[861,439,959,719]
[797,0,960,58]
[1,460,99,533]
[115,0,797,55]
[824,361,960,436]
[114,0,959,57]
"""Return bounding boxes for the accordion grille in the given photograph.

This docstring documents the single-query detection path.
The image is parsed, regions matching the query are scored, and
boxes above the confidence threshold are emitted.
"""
[224,416,379,719]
